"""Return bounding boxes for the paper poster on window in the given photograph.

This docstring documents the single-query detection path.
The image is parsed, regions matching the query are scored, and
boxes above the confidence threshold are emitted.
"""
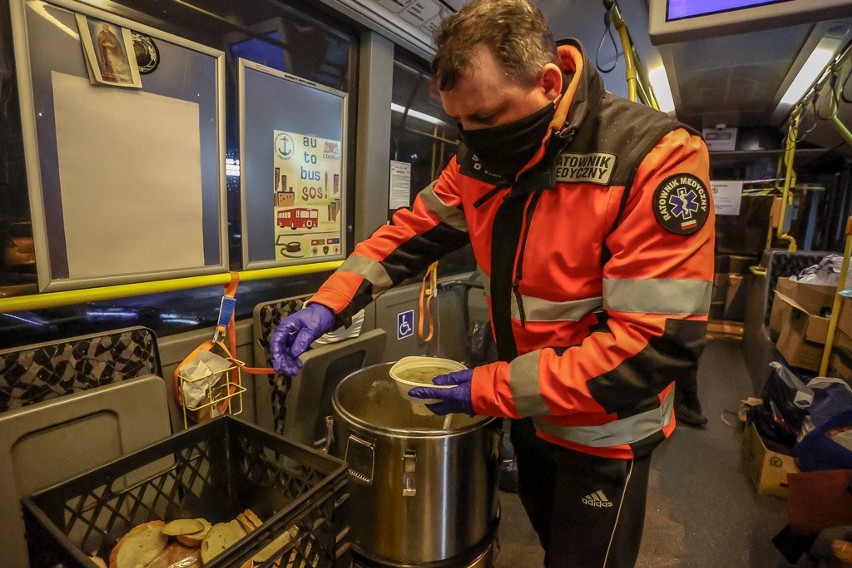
[389,160,411,210]
[711,180,743,216]
[75,14,142,88]
[273,130,343,261]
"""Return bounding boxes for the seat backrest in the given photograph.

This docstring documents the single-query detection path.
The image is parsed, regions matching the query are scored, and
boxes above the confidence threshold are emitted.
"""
[283,328,387,448]
[252,295,312,433]
[0,326,161,413]
[0,374,172,568]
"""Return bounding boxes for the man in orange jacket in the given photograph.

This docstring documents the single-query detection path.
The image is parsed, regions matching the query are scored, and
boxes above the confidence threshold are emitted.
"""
[270,0,714,565]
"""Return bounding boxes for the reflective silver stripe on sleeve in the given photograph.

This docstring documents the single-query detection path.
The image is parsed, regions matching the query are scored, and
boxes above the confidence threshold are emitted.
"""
[339,254,393,298]
[420,182,468,233]
[513,295,602,322]
[509,350,550,417]
[603,278,711,315]
[532,389,674,447]
[478,268,600,322]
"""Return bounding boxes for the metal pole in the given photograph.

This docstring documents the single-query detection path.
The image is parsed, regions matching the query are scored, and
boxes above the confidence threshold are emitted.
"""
[819,216,852,376]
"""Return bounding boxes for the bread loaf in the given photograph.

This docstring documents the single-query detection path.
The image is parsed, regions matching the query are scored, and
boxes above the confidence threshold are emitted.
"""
[108,521,168,568]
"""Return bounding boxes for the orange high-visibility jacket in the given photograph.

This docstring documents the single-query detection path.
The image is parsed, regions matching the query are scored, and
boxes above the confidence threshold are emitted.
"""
[311,40,715,459]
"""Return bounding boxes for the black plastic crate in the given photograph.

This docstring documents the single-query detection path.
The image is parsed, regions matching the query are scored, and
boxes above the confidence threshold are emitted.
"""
[23,415,351,568]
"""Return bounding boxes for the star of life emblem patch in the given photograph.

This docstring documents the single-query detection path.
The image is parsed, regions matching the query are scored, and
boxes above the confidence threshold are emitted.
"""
[652,173,710,235]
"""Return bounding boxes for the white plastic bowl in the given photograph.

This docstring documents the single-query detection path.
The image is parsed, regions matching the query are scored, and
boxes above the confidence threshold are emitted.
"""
[389,356,467,415]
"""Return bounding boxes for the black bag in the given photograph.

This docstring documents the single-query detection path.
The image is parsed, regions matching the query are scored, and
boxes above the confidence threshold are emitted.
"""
[748,362,813,451]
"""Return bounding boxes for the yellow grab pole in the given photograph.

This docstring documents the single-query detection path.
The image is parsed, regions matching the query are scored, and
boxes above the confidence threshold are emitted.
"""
[0,261,343,314]
[777,108,799,252]
[819,217,852,376]
[831,114,852,147]
[831,72,852,147]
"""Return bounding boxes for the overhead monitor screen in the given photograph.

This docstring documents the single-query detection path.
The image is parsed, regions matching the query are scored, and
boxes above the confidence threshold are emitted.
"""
[666,0,791,21]
[649,0,852,44]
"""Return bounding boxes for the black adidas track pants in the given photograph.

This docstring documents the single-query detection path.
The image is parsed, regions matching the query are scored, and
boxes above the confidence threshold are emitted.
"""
[510,418,654,568]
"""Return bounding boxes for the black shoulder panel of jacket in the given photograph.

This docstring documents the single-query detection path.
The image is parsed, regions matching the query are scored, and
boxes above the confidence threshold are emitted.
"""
[562,94,688,188]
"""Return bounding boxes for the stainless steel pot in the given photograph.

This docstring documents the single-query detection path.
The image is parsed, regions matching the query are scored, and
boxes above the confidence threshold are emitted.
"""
[331,362,501,566]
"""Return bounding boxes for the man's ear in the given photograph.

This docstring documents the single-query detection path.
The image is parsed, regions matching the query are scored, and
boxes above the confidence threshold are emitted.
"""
[539,63,563,101]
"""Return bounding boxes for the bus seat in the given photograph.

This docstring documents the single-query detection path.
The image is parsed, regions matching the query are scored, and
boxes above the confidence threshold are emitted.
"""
[0,374,172,568]
[277,328,387,448]
[252,295,313,433]
[0,326,161,414]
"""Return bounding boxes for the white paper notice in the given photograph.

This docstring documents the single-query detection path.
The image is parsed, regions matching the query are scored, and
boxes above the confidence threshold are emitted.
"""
[702,127,738,152]
[52,72,205,279]
[711,180,744,216]
[389,160,412,210]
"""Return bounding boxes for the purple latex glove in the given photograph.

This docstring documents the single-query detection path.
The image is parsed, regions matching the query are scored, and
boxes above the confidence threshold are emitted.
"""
[408,369,474,416]
[269,303,336,376]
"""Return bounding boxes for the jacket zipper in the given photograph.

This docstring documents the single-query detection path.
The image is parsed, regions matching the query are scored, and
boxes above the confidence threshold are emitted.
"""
[510,190,544,328]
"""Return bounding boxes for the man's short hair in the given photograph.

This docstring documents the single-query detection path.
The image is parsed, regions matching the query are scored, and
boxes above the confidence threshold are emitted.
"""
[431,0,559,91]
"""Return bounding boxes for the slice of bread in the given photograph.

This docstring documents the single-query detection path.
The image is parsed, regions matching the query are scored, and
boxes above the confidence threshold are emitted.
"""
[162,519,205,537]
[108,521,168,568]
[144,542,201,568]
[235,513,255,535]
[89,556,108,568]
[200,520,247,564]
[252,526,299,564]
[175,518,212,547]
[242,509,263,529]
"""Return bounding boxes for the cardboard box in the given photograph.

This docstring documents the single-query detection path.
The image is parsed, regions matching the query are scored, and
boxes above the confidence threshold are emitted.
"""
[829,350,852,382]
[775,293,831,372]
[724,274,746,321]
[828,295,852,381]
[741,422,798,498]
[834,294,852,352]
[715,254,757,275]
[769,277,836,335]
[775,277,836,316]
[712,272,729,303]
[769,291,795,335]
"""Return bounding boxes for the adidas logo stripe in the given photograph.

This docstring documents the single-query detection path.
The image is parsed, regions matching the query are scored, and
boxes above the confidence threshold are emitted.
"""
[581,490,613,508]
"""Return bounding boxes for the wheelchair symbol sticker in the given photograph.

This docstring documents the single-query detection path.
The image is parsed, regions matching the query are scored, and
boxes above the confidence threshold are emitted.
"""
[397,310,414,340]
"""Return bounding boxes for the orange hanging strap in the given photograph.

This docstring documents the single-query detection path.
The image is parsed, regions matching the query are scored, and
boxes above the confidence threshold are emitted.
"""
[418,261,438,342]
[172,273,274,423]
[221,272,275,376]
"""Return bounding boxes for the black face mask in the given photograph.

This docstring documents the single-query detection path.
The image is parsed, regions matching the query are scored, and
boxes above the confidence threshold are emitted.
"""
[459,102,556,179]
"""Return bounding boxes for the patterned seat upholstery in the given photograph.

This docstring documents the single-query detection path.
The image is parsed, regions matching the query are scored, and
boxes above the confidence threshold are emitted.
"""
[252,295,311,433]
[0,327,161,414]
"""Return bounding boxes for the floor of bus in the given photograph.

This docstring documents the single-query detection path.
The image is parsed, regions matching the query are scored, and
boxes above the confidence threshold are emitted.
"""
[494,336,812,568]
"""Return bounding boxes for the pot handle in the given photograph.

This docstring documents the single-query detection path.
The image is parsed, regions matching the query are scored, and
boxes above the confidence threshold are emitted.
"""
[321,415,334,454]
[345,434,376,485]
[402,449,417,497]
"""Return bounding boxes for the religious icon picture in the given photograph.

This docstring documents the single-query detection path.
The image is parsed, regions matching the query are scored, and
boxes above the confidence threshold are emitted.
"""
[76,14,142,88]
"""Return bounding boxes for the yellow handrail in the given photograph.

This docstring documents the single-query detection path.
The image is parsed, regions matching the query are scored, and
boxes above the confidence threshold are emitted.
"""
[832,114,852,146]
[777,109,799,252]
[0,261,343,314]
[819,217,852,376]
[604,0,660,110]
[830,72,852,147]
